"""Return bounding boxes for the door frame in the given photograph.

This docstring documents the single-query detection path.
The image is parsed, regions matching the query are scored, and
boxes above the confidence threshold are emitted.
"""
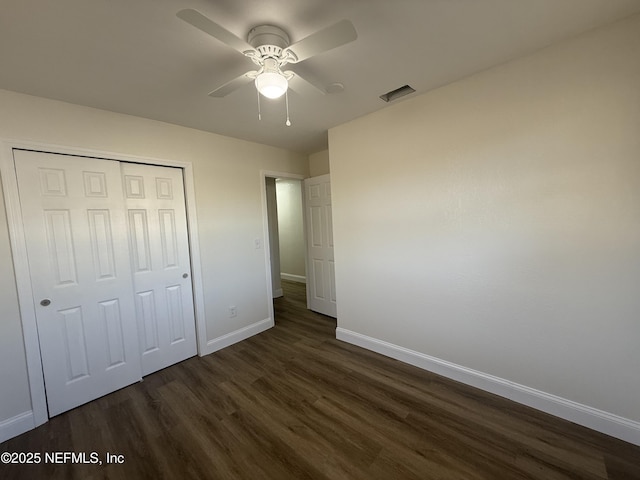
[259,170,306,321]
[0,138,208,429]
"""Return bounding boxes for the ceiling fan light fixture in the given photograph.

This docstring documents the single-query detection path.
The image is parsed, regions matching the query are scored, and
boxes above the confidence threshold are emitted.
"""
[255,71,288,99]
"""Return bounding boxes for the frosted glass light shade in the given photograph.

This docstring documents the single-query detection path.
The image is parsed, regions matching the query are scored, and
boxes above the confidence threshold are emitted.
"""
[255,72,288,99]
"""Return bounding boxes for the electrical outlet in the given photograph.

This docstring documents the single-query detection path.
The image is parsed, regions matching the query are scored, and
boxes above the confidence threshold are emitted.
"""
[228,306,237,318]
[254,237,261,249]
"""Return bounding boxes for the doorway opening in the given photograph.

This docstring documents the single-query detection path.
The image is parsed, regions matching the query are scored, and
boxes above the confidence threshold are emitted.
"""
[265,176,306,311]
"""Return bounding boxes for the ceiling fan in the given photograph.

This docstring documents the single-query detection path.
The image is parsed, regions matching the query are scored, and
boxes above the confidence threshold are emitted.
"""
[176,9,357,103]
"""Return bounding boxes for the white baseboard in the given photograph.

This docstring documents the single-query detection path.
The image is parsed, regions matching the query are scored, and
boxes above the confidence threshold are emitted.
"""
[273,288,283,298]
[281,273,306,284]
[202,318,273,356]
[336,327,640,447]
[0,410,35,443]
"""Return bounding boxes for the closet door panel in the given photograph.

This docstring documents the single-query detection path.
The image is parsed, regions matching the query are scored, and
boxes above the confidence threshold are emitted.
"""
[14,149,142,417]
[122,163,197,376]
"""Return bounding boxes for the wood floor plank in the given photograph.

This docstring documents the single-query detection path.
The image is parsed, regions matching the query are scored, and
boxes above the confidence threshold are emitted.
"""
[1,280,639,479]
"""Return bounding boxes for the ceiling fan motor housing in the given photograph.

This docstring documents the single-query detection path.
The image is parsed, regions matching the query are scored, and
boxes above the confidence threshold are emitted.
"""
[248,25,291,59]
[248,25,290,48]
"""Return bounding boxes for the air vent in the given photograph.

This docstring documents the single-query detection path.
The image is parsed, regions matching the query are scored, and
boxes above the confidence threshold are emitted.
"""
[379,85,415,103]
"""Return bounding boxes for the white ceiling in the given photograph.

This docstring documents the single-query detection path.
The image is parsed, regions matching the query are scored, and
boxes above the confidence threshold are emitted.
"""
[1,0,639,154]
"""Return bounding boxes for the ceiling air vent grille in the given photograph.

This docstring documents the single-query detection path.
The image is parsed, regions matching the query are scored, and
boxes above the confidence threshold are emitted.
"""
[379,84,415,102]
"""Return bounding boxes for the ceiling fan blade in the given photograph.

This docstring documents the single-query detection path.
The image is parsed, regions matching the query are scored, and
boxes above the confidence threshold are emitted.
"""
[283,20,357,63]
[177,9,257,56]
[284,71,326,96]
[208,72,256,97]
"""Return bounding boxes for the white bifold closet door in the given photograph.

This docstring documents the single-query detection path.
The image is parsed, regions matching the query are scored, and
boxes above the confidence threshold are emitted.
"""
[15,150,142,416]
[122,163,196,376]
[14,150,196,417]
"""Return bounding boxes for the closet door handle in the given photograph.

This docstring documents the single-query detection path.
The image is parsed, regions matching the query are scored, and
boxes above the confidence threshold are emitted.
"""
[40,299,51,307]
[182,273,189,279]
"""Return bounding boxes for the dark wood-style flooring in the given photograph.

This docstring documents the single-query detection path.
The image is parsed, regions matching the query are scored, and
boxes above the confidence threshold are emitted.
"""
[1,280,639,479]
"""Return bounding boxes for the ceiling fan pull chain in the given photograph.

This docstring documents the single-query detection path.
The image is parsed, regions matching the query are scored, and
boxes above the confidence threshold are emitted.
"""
[257,88,262,120]
[285,90,291,127]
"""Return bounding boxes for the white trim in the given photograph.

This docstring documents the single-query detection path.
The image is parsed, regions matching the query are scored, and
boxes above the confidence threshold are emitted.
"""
[273,288,284,298]
[0,137,208,439]
[203,318,273,355]
[0,142,49,428]
[280,273,306,283]
[336,327,640,447]
[0,411,35,443]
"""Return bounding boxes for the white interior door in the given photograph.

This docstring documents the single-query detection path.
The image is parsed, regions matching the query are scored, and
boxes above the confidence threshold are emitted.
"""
[304,174,337,317]
[14,150,142,416]
[122,163,197,376]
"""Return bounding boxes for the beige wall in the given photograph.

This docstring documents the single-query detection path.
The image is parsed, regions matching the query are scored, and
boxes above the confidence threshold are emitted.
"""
[276,179,305,279]
[0,89,307,425]
[308,149,330,177]
[330,13,640,424]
